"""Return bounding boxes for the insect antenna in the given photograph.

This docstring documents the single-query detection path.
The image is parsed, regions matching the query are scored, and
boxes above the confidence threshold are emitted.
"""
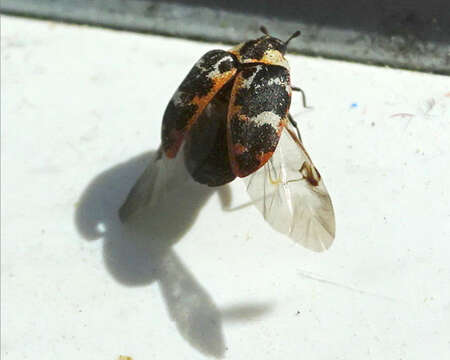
[285,30,301,46]
[260,26,269,35]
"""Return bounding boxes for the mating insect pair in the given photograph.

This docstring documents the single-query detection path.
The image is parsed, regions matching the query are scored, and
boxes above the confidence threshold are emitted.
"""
[120,27,335,252]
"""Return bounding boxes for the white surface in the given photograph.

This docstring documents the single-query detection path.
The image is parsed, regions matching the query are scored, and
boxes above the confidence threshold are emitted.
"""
[2,16,450,360]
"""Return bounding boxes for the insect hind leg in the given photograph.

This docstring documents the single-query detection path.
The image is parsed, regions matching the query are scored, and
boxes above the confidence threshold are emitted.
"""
[288,113,302,142]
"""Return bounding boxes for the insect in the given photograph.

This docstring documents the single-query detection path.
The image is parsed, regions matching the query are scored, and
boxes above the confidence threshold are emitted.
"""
[120,27,335,252]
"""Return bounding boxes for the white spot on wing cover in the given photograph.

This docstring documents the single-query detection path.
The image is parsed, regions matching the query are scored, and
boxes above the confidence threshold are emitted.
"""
[251,111,281,129]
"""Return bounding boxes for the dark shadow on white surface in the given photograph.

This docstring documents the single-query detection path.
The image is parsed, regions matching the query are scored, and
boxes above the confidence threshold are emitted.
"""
[74,150,272,358]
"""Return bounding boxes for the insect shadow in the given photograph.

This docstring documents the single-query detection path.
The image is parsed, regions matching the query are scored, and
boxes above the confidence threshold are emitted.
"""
[74,150,272,358]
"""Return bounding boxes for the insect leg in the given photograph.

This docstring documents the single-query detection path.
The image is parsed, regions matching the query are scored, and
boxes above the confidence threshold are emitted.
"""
[288,113,302,142]
[292,86,311,109]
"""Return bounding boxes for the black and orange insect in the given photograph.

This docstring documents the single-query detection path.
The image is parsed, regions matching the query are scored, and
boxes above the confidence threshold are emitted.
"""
[120,27,335,251]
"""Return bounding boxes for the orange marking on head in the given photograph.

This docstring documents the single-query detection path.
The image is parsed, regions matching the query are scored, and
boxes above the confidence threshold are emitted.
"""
[230,48,288,68]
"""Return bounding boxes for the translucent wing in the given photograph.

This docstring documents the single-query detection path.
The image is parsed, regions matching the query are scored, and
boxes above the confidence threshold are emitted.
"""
[244,122,335,251]
[119,147,191,222]
[119,89,235,222]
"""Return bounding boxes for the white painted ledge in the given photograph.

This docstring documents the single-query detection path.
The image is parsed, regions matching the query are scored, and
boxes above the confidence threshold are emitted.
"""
[2,16,449,360]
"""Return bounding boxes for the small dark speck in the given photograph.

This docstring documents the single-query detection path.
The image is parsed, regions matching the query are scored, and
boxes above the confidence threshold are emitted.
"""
[41,229,46,234]
[146,3,158,13]
[371,122,375,127]
[296,310,301,315]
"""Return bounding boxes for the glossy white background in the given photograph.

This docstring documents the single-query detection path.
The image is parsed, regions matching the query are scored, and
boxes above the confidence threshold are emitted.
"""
[2,16,449,360]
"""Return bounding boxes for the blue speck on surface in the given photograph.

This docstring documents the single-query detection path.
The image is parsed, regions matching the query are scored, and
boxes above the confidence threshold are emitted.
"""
[350,102,358,109]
